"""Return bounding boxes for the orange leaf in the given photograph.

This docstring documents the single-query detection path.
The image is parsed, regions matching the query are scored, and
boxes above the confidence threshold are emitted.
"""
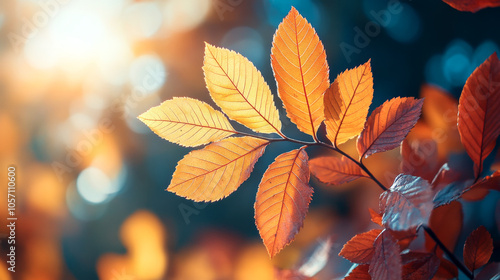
[369,230,401,280]
[325,61,373,146]
[368,208,383,227]
[255,148,313,257]
[271,7,329,138]
[462,170,500,200]
[425,201,463,257]
[309,156,366,185]
[168,136,268,202]
[442,0,500,12]
[435,257,458,279]
[203,43,282,134]
[463,225,493,272]
[357,97,423,159]
[458,53,500,177]
[138,97,236,147]
[339,229,382,264]
[401,252,440,280]
[344,264,371,280]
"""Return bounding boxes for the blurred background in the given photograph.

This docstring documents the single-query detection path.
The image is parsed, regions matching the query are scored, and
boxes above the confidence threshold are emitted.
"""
[0,0,499,279]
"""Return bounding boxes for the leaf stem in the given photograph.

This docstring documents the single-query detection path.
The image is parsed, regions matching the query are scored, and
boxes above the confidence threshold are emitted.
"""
[423,226,474,279]
[240,129,474,279]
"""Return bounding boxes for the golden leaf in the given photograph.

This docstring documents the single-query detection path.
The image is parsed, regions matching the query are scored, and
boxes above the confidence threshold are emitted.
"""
[168,136,268,202]
[324,60,373,146]
[204,43,282,135]
[271,7,329,139]
[138,97,236,147]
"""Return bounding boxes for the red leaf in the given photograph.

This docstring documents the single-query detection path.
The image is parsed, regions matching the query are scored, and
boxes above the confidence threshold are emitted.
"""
[380,174,433,231]
[390,228,418,251]
[401,252,440,280]
[309,156,367,185]
[339,229,382,264]
[435,257,458,279]
[442,0,500,12]
[345,264,371,280]
[400,139,439,182]
[458,53,500,178]
[357,97,423,159]
[463,225,493,272]
[368,208,383,227]
[369,230,402,280]
[462,170,500,201]
[425,201,463,258]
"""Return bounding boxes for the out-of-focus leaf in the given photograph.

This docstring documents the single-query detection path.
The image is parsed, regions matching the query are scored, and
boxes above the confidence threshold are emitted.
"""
[434,258,458,279]
[339,229,382,264]
[463,226,493,273]
[344,264,371,280]
[368,208,383,227]
[401,252,440,280]
[309,156,366,185]
[380,174,433,231]
[458,53,500,177]
[442,0,500,12]
[357,97,423,159]
[168,136,268,202]
[138,97,236,147]
[275,269,314,280]
[325,60,373,146]
[425,201,463,258]
[203,43,282,134]
[255,148,312,257]
[400,139,438,182]
[297,237,333,277]
[432,181,471,208]
[474,262,500,280]
[369,230,401,280]
[271,7,329,138]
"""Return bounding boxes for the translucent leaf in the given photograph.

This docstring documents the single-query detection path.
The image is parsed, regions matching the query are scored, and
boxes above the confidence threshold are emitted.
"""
[255,148,312,257]
[168,136,268,202]
[339,229,382,264]
[458,53,500,177]
[369,230,402,280]
[325,60,373,146]
[463,225,493,272]
[357,97,423,159]
[309,156,366,185]
[138,97,236,147]
[271,7,329,138]
[204,43,282,134]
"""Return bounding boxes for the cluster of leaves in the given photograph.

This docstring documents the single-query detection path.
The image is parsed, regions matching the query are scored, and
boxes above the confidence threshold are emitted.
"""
[139,7,499,280]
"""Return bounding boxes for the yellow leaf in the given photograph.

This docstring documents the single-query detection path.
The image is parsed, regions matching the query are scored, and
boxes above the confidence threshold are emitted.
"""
[138,97,236,147]
[168,136,269,202]
[271,7,329,139]
[255,148,313,257]
[203,43,282,135]
[324,60,373,146]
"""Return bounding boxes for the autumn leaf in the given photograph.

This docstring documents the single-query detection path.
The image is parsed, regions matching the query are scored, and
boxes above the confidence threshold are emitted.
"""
[425,201,463,258]
[369,230,402,280]
[309,156,366,185]
[168,136,268,202]
[203,43,282,134]
[357,97,423,159]
[462,170,500,201]
[380,174,433,231]
[442,0,500,12]
[401,252,440,280]
[325,61,373,146]
[255,148,313,257]
[345,264,371,280]
[458,53,500,178]
[271,7,329,139]
[138,97,237,147]
[339,229,382,264]
[400,139,439,182]
[435,258,458,279]
[369,208,383,227]
[463,225,493,273]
